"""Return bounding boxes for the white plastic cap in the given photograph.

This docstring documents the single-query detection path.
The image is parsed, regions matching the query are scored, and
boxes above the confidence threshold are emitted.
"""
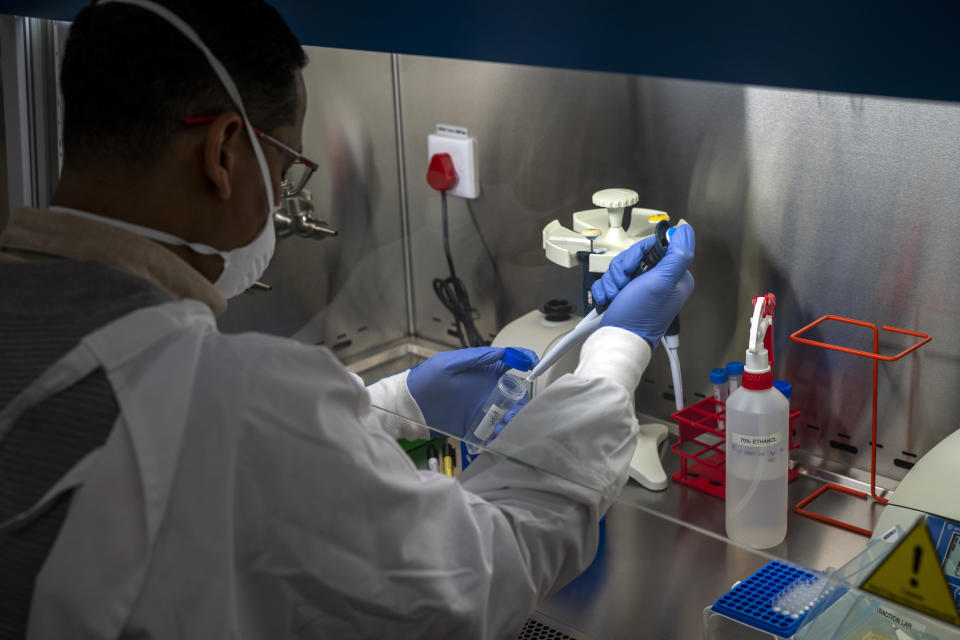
[592,188,639,209]
[745,347,770,374]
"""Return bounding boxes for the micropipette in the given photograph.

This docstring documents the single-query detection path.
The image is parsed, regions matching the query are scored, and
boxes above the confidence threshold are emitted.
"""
[527,220,676,381]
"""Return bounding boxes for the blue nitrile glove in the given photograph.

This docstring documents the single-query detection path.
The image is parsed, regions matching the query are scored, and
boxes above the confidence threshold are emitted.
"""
[407,346,539,437]
[593,224,695,347]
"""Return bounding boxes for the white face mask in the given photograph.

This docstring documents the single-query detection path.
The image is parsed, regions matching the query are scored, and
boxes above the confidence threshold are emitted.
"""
[84,0,281,299]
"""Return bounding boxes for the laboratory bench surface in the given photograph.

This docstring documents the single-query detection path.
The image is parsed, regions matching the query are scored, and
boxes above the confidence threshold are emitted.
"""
[530,432,887,640]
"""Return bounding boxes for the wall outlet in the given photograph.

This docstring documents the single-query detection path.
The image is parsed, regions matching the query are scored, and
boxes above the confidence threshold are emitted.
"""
[427,132,479,199]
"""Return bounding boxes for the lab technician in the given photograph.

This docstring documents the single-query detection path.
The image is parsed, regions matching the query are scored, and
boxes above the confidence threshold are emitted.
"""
[0,1,694,638]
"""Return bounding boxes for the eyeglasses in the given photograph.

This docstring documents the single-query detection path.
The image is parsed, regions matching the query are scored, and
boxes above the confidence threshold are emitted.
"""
[182,116,318,198]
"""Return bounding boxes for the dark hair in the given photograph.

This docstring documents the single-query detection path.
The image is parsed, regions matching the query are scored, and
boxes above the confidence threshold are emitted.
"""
[60,0,307,168]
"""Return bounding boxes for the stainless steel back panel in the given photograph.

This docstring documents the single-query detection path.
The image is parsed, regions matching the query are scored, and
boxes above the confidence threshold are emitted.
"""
[217,45,960,483]
[399,55,653,347]
[218,47,409,359]
[397,55,960,482]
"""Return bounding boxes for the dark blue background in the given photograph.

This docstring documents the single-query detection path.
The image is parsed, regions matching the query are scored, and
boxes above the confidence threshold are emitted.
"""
[2,1,958,104]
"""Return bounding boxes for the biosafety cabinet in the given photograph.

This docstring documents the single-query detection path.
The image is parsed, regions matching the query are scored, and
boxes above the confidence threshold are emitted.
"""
[3,2,960,638]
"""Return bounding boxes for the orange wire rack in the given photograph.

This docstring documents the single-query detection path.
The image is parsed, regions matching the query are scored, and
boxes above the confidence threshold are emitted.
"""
[789,315,931,536]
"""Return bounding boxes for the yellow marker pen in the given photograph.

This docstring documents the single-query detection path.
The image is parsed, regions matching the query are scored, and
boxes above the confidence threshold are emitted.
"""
[443,444,455,477]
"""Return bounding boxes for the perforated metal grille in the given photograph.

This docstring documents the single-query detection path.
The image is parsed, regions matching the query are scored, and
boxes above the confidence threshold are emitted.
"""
[516,617,575,640]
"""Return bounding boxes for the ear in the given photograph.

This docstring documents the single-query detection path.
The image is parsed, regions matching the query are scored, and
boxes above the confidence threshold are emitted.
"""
[202,112,245,201]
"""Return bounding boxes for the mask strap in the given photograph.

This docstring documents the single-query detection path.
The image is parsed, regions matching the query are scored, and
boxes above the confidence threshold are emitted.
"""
[98,0,277,213]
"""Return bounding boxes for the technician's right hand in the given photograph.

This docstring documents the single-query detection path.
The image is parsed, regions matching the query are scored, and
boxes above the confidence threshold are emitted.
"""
[594,224,695,347]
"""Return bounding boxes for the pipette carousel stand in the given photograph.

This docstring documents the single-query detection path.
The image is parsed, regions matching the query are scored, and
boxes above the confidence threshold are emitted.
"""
[542,188,671,316]
[494,188,676,397]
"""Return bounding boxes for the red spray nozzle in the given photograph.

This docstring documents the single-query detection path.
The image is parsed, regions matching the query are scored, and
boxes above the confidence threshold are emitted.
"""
[752,293,776,366]
[744,293,777,389]
[752,293,776,316]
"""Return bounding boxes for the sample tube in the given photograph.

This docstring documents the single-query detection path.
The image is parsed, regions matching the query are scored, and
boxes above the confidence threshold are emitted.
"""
[468,348,534,452]
[710,367,728,429]
[725,361,744,396]
[773,380,793,449]
[471,371,528,442]
[773,379,792,402]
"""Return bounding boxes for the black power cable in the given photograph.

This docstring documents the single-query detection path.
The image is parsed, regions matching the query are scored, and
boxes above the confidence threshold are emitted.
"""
[433,191,488,347]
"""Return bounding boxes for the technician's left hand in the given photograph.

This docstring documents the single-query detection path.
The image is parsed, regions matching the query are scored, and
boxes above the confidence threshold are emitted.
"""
[407,347,538,437]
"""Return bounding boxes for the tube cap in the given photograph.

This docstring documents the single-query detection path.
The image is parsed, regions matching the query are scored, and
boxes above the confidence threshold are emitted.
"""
[773,380,793,399]
[710,368,728,384]
[725,361,744,376]
[502,347,534,371]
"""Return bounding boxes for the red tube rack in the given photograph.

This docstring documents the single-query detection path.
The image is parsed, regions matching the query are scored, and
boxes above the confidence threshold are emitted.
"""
[670,397,801,500]
[788,315,931,537]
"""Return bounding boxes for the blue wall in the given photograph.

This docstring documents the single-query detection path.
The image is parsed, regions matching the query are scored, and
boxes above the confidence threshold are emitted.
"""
[2,1,959,103]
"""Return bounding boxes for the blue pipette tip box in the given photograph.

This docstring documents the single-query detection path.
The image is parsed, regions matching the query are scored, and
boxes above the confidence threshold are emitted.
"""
[711,561,817,638]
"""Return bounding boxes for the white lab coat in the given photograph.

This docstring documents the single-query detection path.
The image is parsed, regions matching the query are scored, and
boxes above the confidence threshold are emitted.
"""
[22,299,649,639]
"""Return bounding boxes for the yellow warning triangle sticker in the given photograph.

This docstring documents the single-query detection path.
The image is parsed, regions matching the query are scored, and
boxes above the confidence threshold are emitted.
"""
[862,519,960,626]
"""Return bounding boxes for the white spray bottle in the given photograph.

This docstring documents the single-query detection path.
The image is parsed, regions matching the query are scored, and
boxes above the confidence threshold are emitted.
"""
[724,293,789,549]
